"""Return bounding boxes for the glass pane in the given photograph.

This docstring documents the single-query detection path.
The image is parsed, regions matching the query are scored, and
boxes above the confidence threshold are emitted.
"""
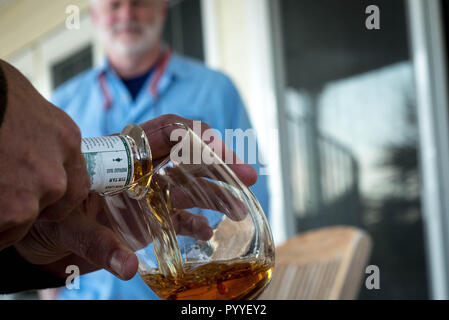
[51,45,93,89]
[278,0,428,299]
[163,0,204,61]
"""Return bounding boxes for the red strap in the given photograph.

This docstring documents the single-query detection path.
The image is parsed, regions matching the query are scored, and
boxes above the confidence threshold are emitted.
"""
[149,49,172,98]
[98,73,112,111]
[98,49,172,110]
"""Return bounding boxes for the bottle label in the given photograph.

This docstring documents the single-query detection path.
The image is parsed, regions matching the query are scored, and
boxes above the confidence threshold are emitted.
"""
[81,136,134,193]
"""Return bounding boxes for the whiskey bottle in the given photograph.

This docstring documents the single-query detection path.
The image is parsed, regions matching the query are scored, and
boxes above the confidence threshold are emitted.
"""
[81,124,152,194]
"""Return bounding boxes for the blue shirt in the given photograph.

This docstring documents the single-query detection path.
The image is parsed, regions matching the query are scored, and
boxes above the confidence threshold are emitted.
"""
[52,52,270,300]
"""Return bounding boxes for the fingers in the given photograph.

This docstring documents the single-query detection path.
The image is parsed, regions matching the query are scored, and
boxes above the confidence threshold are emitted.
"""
[0,223,33,251]
[171,210,213,241]
[152,167,248,221]
[40,118,90,221]
[222,163,258,187]
[139,115,258,186]
[140,115,201,159]
[39,154,90,221]
[174,163,257,188]
[144,164,249,222]
[0,188,39,247]
[0,61,91,248]
[59,212,138,280]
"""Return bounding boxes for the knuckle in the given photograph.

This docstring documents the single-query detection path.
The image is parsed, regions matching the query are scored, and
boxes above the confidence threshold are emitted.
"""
[163,113,179,121]
[63,125,82,151]
[80,179,91,200]
[71,169,91,203]
[0,213,21,229]
[40,167,68,201]
[54,110,81,152]
[1,195,38,227]
[164,114,185,125]
[68,155,91,193]
[66,183,89,208]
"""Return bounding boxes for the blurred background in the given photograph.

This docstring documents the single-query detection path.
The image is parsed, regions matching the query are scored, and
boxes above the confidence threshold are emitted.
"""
[2,0,449,300]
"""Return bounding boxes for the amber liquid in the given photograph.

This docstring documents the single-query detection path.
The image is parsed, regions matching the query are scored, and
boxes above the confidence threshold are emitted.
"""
[140,258,273,300]
[132,159,273,300]
[142,182,184,277]
[132,158,153,185]
[130,164,184,278]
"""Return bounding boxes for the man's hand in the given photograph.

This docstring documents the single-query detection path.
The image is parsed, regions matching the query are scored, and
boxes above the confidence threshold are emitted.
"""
[13,114,259,283]
[0,60,90,251]
[14,193,139,281]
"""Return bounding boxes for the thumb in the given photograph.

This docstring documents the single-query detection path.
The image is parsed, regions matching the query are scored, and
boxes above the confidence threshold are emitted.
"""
[60,213,138,280]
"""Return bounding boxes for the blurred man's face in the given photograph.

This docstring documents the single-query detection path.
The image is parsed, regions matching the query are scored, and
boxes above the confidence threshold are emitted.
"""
[91,0,167,58]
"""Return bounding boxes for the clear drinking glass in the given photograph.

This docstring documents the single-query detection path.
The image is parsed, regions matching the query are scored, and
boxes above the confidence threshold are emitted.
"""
[103,123,275,300]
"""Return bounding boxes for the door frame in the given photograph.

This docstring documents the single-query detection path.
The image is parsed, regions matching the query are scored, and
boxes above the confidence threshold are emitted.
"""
[408,0,449,300]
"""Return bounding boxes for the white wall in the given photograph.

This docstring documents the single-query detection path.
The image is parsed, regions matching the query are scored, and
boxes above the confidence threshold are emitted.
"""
[7,12,101,100]
[0,0,89,58]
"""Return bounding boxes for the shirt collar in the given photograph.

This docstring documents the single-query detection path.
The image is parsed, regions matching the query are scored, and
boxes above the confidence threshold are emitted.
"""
[93,46,189,80]
[164,52,189,79]
[95,47,192,104]
[94,58,111,78]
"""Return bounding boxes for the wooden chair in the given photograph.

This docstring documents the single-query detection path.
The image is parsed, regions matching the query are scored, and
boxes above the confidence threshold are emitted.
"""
[258,226,372,300]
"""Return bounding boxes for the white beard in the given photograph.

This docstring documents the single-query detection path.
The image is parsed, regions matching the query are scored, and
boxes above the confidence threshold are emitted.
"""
[97,19,164,58]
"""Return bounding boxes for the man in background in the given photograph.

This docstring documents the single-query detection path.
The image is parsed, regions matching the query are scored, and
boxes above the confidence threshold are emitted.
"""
[50,0,269,299]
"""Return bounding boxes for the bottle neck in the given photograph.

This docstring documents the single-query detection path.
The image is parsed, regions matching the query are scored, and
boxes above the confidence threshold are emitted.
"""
[81,124,152,195]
